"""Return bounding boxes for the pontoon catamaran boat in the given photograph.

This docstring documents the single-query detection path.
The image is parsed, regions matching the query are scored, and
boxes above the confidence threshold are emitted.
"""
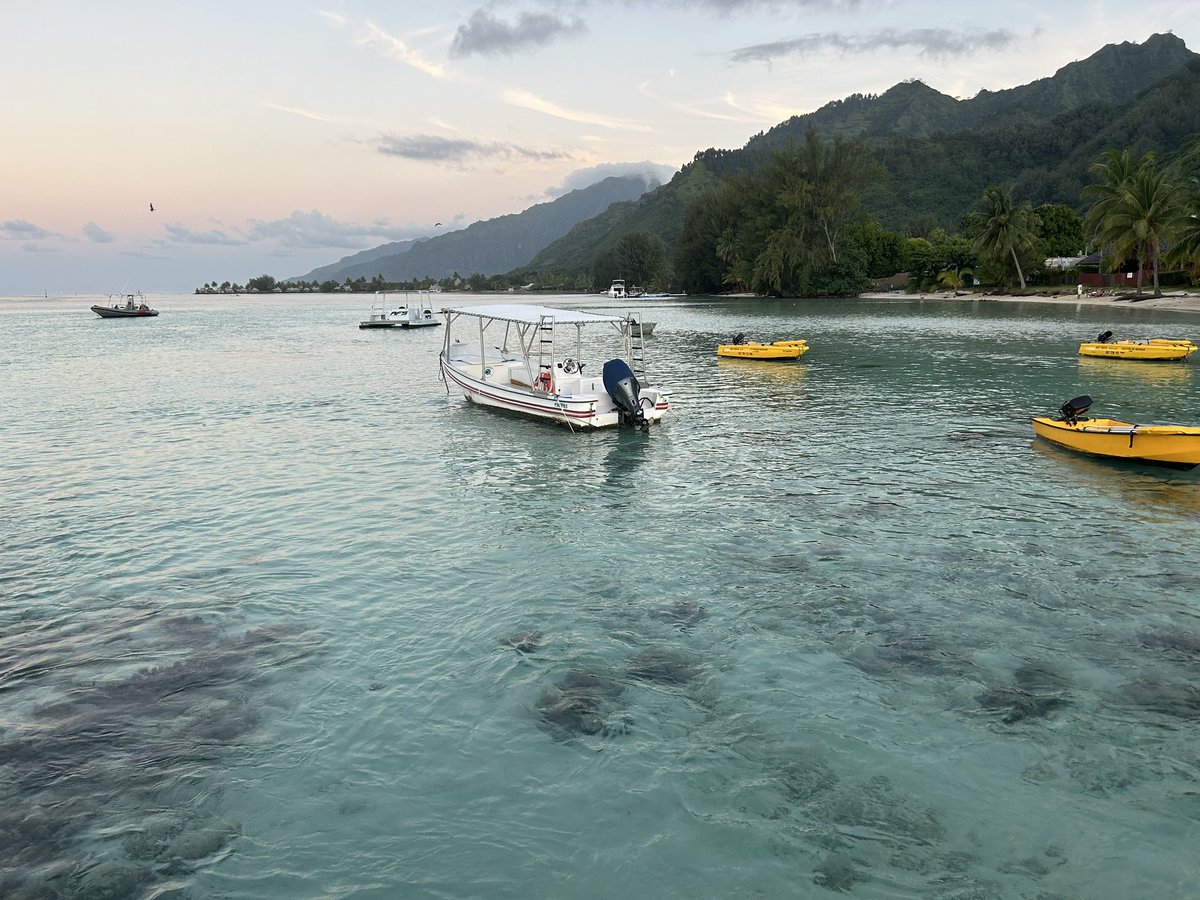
[439,303,669,431]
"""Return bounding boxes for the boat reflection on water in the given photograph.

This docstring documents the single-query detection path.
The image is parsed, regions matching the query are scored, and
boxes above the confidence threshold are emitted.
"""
[717,357,807,386]
[1030,440,1200,518]
[1077,355,1195,384]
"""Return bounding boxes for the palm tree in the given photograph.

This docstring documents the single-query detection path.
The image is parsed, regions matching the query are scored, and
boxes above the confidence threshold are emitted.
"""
[936,267,973,292]
[1087,153,1182,295]
[1082,149,1142,239]
[973,186,1037,290]
[1165,178,1200,281]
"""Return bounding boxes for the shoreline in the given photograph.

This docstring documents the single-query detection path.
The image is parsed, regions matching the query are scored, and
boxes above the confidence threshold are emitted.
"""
[856,289,1200,314]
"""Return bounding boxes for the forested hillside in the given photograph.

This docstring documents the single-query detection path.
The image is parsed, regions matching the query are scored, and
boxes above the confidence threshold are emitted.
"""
[525,33,1200,280]
[292,174,660,284]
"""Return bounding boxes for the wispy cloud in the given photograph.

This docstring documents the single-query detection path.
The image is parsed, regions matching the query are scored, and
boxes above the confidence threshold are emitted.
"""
[359,22,447,78]
[262,102,338,122]
[163,223,245,246]
[374,133,570,165]
[2,220,56,241]
[317,9,347,27]
[245,210,422,249]
[729,27,1017,64]
[83,222,115,243]
[545,162,677,198]
[502,88,652,132]
[449,9,586,58]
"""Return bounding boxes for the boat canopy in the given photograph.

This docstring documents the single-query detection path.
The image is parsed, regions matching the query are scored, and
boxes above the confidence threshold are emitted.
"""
[441,304,624,326]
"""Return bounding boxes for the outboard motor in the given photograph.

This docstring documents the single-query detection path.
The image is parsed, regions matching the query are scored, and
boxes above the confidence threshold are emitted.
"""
[1096,330,1113,343]
[1059,395,1092,424]
[603,358,648,430]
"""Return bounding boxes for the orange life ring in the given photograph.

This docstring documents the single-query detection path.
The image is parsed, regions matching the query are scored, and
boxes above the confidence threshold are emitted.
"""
[535,371,554,392]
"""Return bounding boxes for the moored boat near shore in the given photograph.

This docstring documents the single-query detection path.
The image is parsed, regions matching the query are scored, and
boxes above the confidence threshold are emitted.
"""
[1078,331,1196,361]
[1031,395,1200,470]
[716,336,808,360]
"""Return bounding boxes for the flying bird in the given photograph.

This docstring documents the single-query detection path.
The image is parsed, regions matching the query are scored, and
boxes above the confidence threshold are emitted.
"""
[435,222,442,227]
[149,203,155,212]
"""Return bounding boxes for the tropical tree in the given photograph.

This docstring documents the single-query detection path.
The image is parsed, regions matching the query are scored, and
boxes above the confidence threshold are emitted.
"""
[1034,203,1084,257]
[1085,151,1182,295]
[1166,178,1200,281]
[972,186,1038,290]
[936,267,973,291]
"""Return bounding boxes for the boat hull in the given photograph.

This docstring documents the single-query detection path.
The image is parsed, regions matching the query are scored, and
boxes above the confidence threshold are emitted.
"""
[1031,416,1200,469]
[1078,339,1196,361]
[91,305,158,318]
[717,341,806,360]
[441,356,668,429]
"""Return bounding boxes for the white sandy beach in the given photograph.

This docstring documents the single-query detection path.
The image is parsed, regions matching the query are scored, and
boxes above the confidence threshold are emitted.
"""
[857,289,1200,314]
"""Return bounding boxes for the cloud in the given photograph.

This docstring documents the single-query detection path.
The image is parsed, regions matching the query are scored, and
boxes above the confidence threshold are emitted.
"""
[359,22,447,78]
[2,219,56,241]
[502,88,652,131]
[163,223,245,246]
[374,133,570,165]
[546,162,678,198]
[245,210,422,249]
[83,222,115,243]
[262,102,337,122]
[449,9,586,58]
[729,27,1018,64]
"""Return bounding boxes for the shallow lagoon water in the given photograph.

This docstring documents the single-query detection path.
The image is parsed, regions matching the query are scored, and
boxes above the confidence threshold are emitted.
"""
[3,292,1200,898]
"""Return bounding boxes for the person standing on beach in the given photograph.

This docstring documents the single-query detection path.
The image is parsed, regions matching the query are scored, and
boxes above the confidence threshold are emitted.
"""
[1077,283,1084,297]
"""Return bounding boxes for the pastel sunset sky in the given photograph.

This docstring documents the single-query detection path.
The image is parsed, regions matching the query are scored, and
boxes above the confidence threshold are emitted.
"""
[3,1,1196,294]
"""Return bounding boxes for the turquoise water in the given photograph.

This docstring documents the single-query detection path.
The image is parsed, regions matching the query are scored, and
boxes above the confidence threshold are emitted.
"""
[3,292,1200,899]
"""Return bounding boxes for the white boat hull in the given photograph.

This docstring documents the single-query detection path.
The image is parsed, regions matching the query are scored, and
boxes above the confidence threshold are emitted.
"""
[440,356,668,429]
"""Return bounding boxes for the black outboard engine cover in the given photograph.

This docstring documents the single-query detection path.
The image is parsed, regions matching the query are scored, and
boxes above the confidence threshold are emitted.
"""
[602,358,647,429]
[1059,395,1092,423]
[1097,330,1113,343]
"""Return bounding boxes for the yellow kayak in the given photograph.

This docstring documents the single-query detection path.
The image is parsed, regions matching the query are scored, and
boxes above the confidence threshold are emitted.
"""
[717,339,808,360]
[1078,337,1196,361]
[1032,396,1200,469]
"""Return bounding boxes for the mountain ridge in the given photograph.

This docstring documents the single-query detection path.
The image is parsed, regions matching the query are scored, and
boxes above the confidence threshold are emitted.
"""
[292,174,661,284]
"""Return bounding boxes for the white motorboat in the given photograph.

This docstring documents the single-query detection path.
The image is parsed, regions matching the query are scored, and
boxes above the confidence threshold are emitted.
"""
[628,318,656,336]
[439,304,670,431]
[359,290,441,329]
[607,279,627,299]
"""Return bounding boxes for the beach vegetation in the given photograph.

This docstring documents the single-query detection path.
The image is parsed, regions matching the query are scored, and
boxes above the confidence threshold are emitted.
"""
[1084,151,1185,295]
[970,186,1039,290]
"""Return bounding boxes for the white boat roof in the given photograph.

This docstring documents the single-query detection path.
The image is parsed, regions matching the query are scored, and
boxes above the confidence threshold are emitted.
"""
[441,304,624,325]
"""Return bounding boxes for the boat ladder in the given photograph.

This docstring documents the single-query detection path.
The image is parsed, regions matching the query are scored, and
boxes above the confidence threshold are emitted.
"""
[629,318,647,380]
[537,315,555,389]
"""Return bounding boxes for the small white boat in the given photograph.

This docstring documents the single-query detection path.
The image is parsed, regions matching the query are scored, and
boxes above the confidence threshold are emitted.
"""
[439,303,670,431]
[359,290,441,329]
[607,279,627,299]
[628,318,656,336]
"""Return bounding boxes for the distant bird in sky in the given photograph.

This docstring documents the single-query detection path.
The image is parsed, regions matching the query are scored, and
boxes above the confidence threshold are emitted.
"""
[435,222,442,227]
[149,203,155,212]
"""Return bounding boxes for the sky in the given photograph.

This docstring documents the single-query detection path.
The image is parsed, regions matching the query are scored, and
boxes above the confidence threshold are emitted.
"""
[2,1,1197,295]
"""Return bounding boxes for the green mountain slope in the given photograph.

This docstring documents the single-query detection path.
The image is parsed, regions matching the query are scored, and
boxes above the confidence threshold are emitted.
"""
[528,33,1200,275]
[297,174,659,284]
